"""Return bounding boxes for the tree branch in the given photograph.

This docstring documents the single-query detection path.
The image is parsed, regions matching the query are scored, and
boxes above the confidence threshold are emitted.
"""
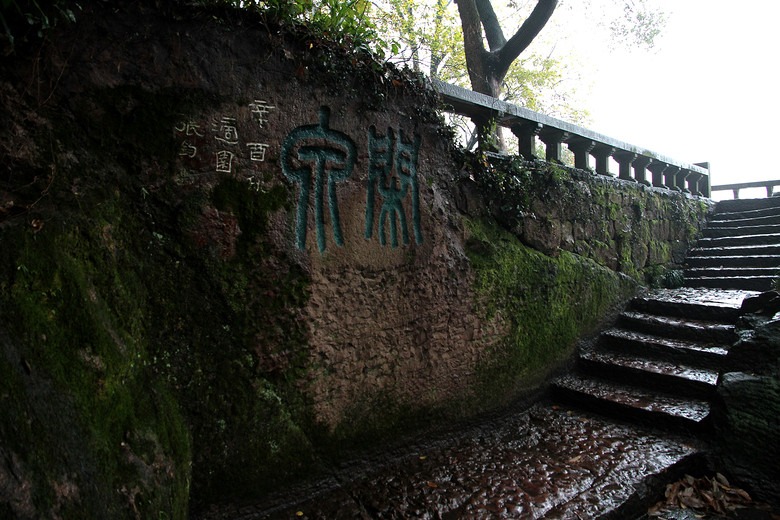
[475,0,506,50]
[496,0,557,79]
[454,0,491,93]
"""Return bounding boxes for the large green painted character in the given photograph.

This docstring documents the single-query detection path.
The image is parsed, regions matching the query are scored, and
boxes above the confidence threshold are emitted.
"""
[366,125,422,248]
[281,107,356,253]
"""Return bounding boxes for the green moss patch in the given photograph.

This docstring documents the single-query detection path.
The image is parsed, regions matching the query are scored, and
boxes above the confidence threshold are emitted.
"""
[0,218,191,519]
[465,219,637,405]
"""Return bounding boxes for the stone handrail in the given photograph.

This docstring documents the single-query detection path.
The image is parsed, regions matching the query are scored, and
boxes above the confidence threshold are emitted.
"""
[711,180,780,199]
[432,79,711,197]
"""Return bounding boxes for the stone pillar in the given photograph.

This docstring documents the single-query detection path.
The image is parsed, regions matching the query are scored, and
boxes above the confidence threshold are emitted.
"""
[539,128,569,164]
[686,170,702,196]
[592,144,615,176]
[648,162,668,189]
[633,156,653,186]
[567,138,595,171]
[694,162,711,197]
[663,165,680,191]
[613,151,637,182]
[511,121,542,161]
[677,169,692,193]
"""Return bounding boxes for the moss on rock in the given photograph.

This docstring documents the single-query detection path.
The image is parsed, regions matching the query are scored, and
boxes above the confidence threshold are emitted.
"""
[465,219,638,405]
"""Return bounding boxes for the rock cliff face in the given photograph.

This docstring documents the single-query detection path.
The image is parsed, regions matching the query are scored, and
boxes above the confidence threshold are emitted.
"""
[715,313,780,506]
[0,3,708,518]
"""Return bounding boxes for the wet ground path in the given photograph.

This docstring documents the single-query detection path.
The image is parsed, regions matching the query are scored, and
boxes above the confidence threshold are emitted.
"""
[198,402,702,520]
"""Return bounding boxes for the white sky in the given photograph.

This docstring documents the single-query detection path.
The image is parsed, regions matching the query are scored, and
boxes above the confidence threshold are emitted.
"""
[571,1,780,194]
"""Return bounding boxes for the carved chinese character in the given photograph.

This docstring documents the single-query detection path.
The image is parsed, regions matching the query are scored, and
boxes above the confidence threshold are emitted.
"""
[212,116,239,145]
[246,142,269,162]
[366,125,422,248]
[249,100,275,129]
[179,141,197,159]
[174,120,204,137]
[215,150,235,173]
[281,106,356,253]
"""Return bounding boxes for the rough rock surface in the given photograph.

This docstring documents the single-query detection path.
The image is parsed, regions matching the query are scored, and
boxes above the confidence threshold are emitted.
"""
[0,2,711,517]
[714,311,780,507]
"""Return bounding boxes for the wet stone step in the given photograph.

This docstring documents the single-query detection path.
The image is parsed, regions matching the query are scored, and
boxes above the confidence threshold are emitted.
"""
[695,232,780,248]
[708,213,780,228]
[702,223,780,238]
[617,311,737,344]
[707,215,780,229]
[711,204,780,221]
[630,290,748,322]
[685,266,780,278]
[688,244,780,257]
[685,254,780,268]
[600,328,729,370]
[578,349,719,399]
[715,197,780,213]
[684,275,775,292]
[640,287,753,309]
[552,374,711,431]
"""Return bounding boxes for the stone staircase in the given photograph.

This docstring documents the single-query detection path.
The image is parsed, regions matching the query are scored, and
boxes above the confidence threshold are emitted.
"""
[684,197,780,291]
[551,289,748,434]
[550,199,780,434]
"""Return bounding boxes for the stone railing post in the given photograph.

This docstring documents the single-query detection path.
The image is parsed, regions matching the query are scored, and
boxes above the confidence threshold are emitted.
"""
[685,170,702,195]
[633,156,652,186]
[663,165,680,191]
[592,144,615,176]
[676,169,692,193]
[539,128,570,164]
[613,151,637,181]
[694,162,711,197]
[567,137,595,171]
[511,121,542,161]
[648,162,668,189]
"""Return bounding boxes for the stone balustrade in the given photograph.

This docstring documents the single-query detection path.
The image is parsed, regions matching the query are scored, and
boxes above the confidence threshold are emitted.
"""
[711,180,780,199]
[432,79,711,197]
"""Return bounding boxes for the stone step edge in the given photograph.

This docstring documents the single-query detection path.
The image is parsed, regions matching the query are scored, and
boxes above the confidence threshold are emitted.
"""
[688,246,780,256]
[702,226,780,238]
[685,268,780,276]
[618,311,738,344]
[695,233,780,245]
[683,278,774,291]
[620,310,735,330]
[685,255,780,265]
[579,349,719,389]
[601,328,730,360]
[551,374,711,424]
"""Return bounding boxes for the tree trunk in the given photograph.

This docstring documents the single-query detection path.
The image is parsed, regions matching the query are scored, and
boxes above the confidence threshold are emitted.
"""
[454,0,558,149]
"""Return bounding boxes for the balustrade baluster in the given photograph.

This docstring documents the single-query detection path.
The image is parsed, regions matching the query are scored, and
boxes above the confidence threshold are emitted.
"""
[539,128,570,164]
[686,170,702,196]
[567,138,595,171]
[663,165,680,191]
[648,162,668,189]
[511,121,543,161]
[632,156,652,186]
[677,169,692,193]
[613,151,637,181]
[592,144,615,176]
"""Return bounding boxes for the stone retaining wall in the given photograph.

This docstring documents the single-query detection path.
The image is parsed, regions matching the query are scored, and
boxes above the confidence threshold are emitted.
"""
[458,156,711,282]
